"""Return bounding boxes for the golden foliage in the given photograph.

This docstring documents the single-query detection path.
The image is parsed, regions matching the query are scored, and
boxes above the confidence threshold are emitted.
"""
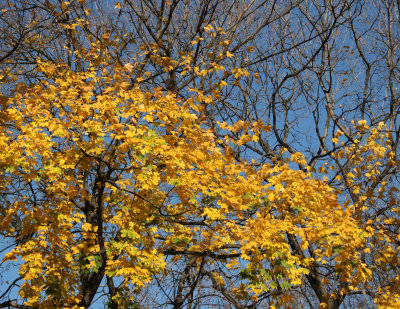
[0,25,398,309]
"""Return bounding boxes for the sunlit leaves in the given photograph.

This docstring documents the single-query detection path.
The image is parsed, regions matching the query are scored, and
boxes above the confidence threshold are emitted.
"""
[0,17,398,308]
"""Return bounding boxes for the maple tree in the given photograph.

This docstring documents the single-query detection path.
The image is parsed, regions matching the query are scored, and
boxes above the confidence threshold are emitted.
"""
[0,39,365,308]
[0,0,400,308]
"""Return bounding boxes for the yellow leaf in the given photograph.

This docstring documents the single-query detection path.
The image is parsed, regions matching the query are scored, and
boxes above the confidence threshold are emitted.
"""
[247,46,254,53]
[204,24,214,32]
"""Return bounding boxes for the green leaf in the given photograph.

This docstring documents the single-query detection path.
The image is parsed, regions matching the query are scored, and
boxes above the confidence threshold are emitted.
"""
[333,246,342,254]
[293,205,303,212]
[169,179,180,186]
[281,259,291,268]
[136,153,145,160]
[280,281,291,290]
[243,192,254,199]
[6,166,15,173]
[260,269,272,280]
[172,237,190,246]
[350,260,358,267]
[261,282,269,291]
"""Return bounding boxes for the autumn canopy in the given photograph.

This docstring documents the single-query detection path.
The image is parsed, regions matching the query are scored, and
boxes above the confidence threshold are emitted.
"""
[0,1,399,308]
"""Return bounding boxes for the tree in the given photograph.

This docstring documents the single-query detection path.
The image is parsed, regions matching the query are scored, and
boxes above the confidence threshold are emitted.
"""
[0,0,399,308]
[0,38,368,308]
